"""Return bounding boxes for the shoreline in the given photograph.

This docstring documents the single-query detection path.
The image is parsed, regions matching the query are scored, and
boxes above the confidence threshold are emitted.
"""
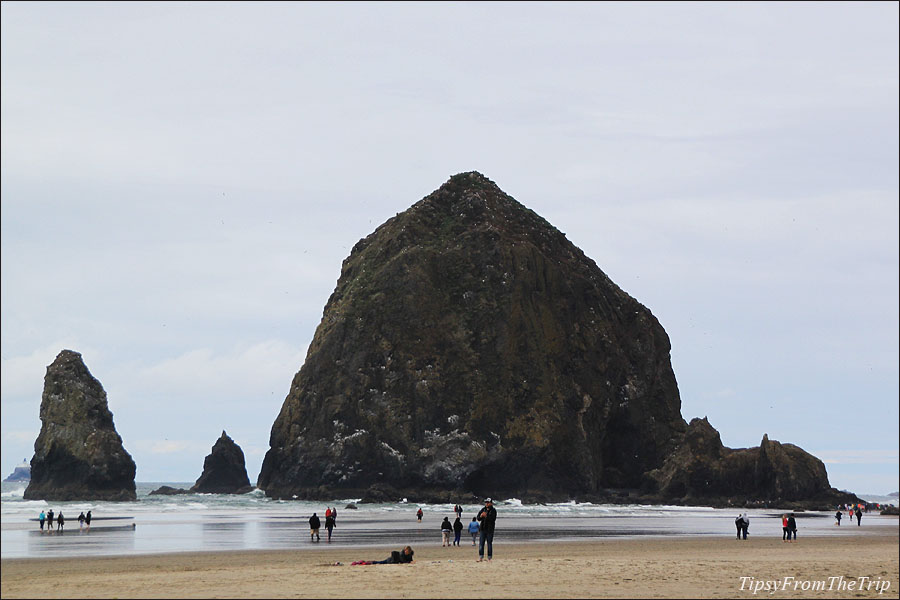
[3,533,898,598]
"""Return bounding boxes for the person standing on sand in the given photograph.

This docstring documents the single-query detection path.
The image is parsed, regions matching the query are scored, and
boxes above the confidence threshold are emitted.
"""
[441,516,453,546]
[740,513,749,540]
[325,513,335,542]
[787,514,797,542]
[39,511,46,532]
[476,497,497,561]
[47,509,54,531]
[78,512,86,531]
[735,514,743,539]
[416,507,423,522]
[85,510,92,532]
[856,508,863,526]
[453,516,463,546]
[468,517,480,546]
[782,514,789,541]
[835,510,842,525]
[57,512,65,532]
[331,507,337,524]
[309,513,321,542]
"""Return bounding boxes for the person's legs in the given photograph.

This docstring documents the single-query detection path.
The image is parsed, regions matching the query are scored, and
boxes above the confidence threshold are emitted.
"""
[485,531,494,559]
[478,531,486,560]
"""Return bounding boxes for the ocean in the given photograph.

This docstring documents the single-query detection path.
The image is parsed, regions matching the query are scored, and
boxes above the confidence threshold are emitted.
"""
[2,482,896,559]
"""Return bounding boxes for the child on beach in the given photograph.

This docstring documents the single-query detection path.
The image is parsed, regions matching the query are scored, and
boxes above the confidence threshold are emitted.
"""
[468,517,480,546]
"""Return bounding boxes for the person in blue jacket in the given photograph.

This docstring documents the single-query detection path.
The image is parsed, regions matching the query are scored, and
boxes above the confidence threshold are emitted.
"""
[467,517,480,546]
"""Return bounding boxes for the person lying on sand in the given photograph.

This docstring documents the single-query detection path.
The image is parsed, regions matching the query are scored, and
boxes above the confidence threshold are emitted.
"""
[351,546,415,565]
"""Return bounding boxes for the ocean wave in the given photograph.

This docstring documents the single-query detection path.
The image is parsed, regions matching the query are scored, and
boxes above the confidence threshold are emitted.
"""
[1,487,27,498]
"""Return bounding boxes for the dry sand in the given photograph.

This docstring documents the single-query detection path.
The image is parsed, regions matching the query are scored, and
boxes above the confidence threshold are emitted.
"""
[2,534,898,598]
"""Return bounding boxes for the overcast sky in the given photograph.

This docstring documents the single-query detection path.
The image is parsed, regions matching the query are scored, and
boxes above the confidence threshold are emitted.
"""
[2,2,897,496]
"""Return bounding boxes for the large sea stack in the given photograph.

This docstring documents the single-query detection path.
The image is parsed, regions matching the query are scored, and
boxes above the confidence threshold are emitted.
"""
[190,431,253,494]
[258,172,846,507]
[24,350,136,501]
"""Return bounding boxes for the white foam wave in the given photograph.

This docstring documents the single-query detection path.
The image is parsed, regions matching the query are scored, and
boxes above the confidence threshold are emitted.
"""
[1,487,27,498]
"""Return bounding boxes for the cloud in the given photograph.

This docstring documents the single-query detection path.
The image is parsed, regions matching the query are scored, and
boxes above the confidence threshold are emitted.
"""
[0,341,99,400]
[814,450,900,465]
[123,339,306,402]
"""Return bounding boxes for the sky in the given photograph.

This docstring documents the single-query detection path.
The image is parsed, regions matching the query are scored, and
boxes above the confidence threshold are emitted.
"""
[1,2,897,496]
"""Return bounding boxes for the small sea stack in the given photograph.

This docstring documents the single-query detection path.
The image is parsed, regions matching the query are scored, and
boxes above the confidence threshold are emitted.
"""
[190,431,253,494]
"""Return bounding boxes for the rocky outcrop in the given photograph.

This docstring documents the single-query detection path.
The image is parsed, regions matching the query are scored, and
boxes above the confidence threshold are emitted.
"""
[258,172,687,500]
[642,418,851,507]
[190,431,253,494]
[256,172,845,507]
[148,485,191,495]
[24,350,136,501]
[3,460,31,482]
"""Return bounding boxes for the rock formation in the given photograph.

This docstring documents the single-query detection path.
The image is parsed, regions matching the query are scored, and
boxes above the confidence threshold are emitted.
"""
[3,460,31,483]
[148,485,191,495]
[190,431,253,494]
[642,418,842,505]
[24,350,136,501]
[257,172,849,507]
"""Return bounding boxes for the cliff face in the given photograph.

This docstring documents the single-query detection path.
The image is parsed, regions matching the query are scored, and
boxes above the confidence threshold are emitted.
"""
[258,172,688,499]
[23,350,136,501]
[190,431,253,494]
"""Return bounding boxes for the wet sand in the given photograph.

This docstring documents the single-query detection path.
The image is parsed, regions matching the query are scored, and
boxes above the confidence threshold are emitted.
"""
[2,533,898,598]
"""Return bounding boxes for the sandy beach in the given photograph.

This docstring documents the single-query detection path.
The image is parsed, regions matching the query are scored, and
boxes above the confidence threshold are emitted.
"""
[2,533,897,599]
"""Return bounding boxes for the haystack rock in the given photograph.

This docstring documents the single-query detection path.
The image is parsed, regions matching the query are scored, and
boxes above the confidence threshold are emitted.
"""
[24,350,136,501]
[257,172,844,506]
[190,431,253,494]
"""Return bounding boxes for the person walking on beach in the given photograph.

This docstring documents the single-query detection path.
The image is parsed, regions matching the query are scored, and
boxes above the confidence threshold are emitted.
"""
[78,511,86,531]
[441,516,453,547]
[835,510,843,525]
[331,507,337,524]
[47,509,54,531]
[57,511,65,532]
[787,514,797,542]
[856,508,863,526]
[309,513,321,542]
[325,507,332,520]
[85,510,92,532]
[455,504,463,519]
[325,513,335,542]
[735,514,743,539]
[476,497,497,561]
[416,507,423,522]
[453,516,463,546]
[39,510,46,532]
[782,514,789,541]
[740,513,749,540]
[468,517,480,546]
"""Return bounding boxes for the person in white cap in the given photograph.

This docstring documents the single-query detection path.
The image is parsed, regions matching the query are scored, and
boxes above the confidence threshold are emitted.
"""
[476,497,497,561]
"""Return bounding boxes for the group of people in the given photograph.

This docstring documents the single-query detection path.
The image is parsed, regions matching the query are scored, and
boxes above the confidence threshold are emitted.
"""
[308,506,338,542]
[736,512,799,541]
[835,507,864,526]
[435,498,497,560]
[349,497,499,566]
[781,514,798,542]
[38,509,92,533]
